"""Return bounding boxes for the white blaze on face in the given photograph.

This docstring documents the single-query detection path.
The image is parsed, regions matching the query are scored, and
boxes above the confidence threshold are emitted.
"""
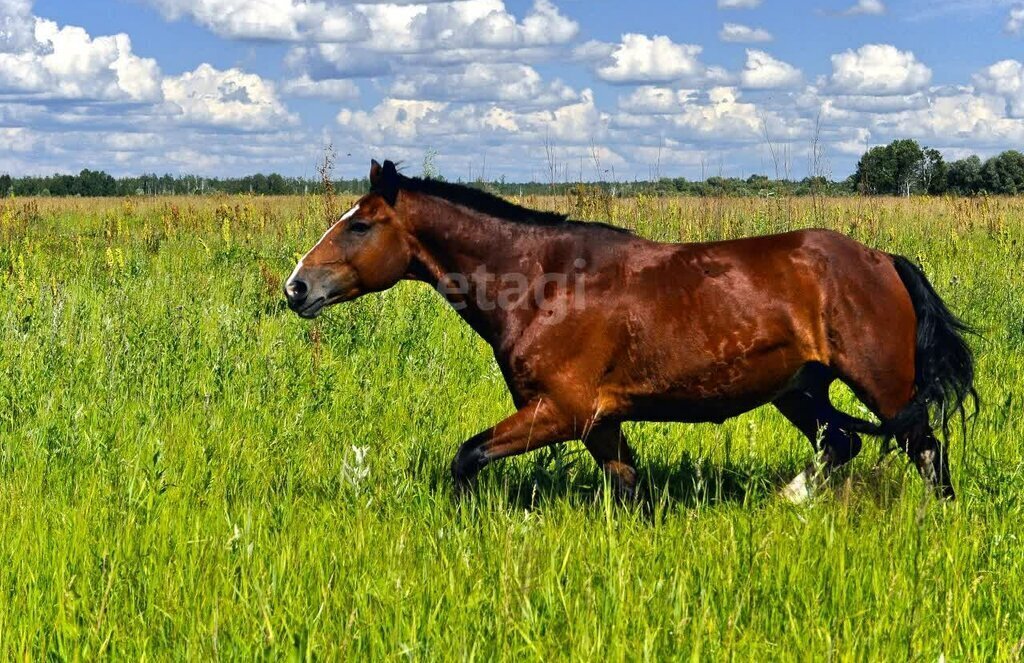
[288,203,361,284]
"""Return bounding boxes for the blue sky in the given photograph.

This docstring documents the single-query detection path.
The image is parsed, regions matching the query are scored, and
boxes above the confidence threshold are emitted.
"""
[2,0,1023,180]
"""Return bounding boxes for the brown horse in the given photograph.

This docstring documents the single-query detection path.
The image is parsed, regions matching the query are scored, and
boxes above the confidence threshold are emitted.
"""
[285,160,976,501]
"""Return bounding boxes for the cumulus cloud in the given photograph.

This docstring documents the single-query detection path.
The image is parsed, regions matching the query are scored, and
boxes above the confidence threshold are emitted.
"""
[718,0,762,8]
[337,89,607,148]
[740,50,802,89]
[355,0,577,51]
[145,0,577,54]
[578,34,708,85]
[1008,7,1024,34]
[143,0,366,41]
[288,0,578,79]
[389,63,577,107]
[615,86,800,147]
[0,18,161,102]
[0,0,35,52]
[830,44,932,96]
[282,74,359,101]
[825,92,931,113]
[162,64,297,130]
[863,91,1024,148]
[719,23,772,43]
[843,0,886,16]
[974,59,1024,118]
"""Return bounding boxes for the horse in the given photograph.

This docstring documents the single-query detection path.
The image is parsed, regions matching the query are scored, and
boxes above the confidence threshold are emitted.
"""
[285,159,977,502]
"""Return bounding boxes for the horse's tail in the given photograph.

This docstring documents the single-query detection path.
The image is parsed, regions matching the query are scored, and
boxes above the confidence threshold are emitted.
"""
[829,255,978,442]
[883,254,979,440]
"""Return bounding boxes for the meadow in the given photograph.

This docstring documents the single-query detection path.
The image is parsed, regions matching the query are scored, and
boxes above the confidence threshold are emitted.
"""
[1,192,1023,660]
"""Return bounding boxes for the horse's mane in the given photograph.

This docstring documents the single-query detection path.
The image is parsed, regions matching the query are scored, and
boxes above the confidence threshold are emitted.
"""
[372,169,632,235]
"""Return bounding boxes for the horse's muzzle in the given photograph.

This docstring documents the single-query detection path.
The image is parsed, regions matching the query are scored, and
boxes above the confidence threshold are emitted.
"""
[284,266,358,318]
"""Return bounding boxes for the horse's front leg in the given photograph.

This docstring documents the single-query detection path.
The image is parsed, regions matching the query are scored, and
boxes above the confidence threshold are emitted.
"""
[582,422,638,501]
[451,398,573,491]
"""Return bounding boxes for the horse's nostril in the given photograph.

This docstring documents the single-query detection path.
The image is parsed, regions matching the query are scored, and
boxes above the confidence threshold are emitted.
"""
[286,278,309,302]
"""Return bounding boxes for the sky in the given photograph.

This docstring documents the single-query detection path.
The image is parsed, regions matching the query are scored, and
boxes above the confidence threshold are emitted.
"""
[1,0,1024,181]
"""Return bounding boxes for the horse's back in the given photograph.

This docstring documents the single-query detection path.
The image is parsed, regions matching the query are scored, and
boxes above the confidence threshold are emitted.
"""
[562,227,912,422]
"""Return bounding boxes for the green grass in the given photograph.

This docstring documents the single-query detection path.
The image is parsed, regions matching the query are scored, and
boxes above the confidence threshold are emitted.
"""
[1,194,1023,660]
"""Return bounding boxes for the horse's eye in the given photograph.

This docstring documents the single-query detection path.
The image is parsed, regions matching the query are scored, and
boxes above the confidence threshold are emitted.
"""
[349,220,371,234]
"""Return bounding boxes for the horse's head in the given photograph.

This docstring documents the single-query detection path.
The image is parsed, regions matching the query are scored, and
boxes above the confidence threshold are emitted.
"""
[285,159,411,318]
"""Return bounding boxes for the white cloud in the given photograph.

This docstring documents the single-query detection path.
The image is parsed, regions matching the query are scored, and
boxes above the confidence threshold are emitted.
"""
[282,74,359,101]
[718,0,762,8]
[338,98,447,143]
[0,0,34,52]
[867,91,1024,147]
[358,0,577,51]
[0,123,319,176]
[830,44,932,95]
[579,34,707,85]
[843,0,886,15]
[162,64,297,130]
[143,0,366,41]
[615,86,794,146]
[617,86,695,115]
[826,92,931,113]
[288,0,578,79]
[974,59,1024,118]
[337,89,607,147]
[0,18,161,102]
[719,23,772,43]
[389,63,577,106]
[1008,7,1024,34]
[740,50,802,89]
[146,0,577,53]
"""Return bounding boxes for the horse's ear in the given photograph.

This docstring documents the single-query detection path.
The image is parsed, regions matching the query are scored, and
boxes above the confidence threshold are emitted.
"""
[372,159,399,207]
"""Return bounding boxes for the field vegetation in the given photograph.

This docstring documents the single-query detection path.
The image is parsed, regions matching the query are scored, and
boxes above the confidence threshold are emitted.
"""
[1,193,1022,659]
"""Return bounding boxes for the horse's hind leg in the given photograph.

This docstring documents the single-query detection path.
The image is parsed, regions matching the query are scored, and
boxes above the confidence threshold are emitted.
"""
[832,351,956,499]
[899,422,956,499]
[773,368,863,503]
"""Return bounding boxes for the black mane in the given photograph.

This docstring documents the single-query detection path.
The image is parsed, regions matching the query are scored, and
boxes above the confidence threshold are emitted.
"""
[373,171,632,234]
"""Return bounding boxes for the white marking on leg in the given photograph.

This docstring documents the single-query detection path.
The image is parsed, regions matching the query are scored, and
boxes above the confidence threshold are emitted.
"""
[781,469,813,505]
[918,448,938,484]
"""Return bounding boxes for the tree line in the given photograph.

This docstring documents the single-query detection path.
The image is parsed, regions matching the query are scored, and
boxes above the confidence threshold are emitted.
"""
[0,171,372,198]
[852,139,1024,196]
[2,140,1024,198]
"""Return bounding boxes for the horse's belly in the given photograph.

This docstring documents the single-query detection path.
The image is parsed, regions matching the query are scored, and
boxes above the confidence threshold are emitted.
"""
[603,345,806,424]
[624,391,776,424]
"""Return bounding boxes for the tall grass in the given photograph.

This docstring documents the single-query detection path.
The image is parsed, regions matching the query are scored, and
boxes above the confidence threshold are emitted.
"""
[0,194,1022,659]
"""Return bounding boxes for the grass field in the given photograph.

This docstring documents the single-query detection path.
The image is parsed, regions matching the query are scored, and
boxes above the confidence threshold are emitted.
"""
[1,193,1023,659]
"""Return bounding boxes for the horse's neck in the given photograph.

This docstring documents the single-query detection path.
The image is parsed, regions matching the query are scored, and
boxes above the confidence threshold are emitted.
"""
[403,196,561,342]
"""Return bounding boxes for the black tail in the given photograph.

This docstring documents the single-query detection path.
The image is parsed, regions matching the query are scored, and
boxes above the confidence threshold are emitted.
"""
[884,254,979,441]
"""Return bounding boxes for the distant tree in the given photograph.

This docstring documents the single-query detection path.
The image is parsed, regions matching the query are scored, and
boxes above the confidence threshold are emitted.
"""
[854,146,894,194]
[855,139,931,196]
[0,173,11,196]
[981,150,1024,194]
[947,156,984,195]
[920,148,948,195]
[889,139,926,196]
[266,173,287,195]
[75,169,116,196]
